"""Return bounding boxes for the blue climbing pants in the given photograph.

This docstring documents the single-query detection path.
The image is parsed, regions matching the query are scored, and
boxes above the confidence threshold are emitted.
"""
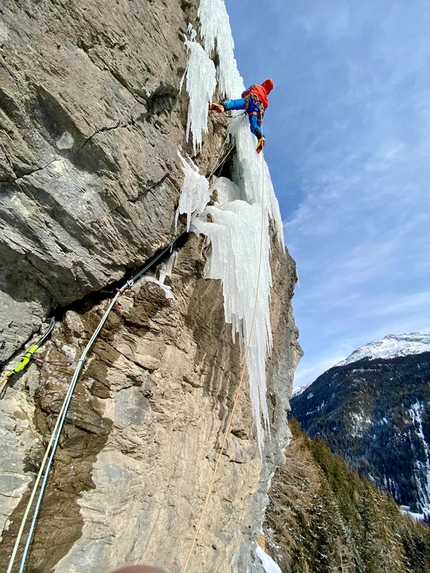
[222,98,262,137]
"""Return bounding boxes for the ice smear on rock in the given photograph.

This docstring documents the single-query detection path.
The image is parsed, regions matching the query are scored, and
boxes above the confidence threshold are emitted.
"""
[140,252,177,300]
[191,179,272,451]
[256,546,283,573]
[209,175,241,203]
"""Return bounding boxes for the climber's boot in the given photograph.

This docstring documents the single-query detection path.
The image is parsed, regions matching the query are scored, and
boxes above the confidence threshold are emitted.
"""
[256,136,266,154]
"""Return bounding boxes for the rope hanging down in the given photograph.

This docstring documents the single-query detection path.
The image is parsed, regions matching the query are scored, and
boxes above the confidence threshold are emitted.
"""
[6,230,187,573]
[206,113,246,178]
[207,137,235,178]
[181,149,267,573]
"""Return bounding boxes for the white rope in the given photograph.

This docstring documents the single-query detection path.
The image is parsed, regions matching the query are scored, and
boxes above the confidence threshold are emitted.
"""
[8,293,121,573]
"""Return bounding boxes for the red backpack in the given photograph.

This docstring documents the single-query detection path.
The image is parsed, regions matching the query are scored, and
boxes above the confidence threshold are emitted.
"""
[241,84,269,109]
[242,79,273,108]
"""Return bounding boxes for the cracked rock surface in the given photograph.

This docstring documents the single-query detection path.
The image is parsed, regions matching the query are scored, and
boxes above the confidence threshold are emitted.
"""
[0,234,300,573]
[0,0,196,363]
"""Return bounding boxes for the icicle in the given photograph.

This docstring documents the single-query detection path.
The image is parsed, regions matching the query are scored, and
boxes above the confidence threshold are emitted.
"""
[183,32,217,152]
[198,0,244,99]
[158,251,178,285]
[192,191,273,451]
[138,251,177,301]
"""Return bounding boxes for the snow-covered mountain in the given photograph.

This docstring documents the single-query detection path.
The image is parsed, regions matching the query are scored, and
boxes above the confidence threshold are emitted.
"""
[337,331,430,366]
[291,333,430,522]
[291,383,310,398]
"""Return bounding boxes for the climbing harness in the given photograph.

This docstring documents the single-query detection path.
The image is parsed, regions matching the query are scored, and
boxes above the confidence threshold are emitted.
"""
[181,146,267,573]
[0,318,55,397]
[6,230,188,573]
[244,93,265,126]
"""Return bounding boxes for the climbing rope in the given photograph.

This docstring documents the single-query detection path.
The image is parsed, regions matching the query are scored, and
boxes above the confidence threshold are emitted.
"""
[6,230,187,573]
[207,138,235,178]
[207,112,246,178]
[181,148,267,573]
[33,356,77,366]
[0,318,55,398]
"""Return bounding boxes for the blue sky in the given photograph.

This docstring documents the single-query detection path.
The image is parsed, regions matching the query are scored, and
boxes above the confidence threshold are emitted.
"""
[225,0,430,386]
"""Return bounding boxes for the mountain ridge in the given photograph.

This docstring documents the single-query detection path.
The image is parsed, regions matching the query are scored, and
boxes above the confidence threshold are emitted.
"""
[337,331,430,366]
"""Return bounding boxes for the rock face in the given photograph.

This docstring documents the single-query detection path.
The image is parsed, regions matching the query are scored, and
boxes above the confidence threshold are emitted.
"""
[0,1,301,573]
[0,0,196,363]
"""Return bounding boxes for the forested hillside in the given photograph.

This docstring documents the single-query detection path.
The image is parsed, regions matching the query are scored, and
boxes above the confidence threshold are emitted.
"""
[265,419,430,573]
[291,352,430,519]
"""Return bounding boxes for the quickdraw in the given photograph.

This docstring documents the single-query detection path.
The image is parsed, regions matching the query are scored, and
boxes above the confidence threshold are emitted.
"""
[0,318,55,397]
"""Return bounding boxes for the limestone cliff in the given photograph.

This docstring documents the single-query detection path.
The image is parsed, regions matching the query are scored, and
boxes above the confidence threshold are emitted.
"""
[0,1,301,572]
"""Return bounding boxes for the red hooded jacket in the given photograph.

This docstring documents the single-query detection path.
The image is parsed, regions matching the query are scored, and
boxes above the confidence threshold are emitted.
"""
[242,79,274,109]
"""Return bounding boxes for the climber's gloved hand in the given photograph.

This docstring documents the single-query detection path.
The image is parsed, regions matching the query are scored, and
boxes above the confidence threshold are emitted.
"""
[256,136,266,154]
[209,103,225,113]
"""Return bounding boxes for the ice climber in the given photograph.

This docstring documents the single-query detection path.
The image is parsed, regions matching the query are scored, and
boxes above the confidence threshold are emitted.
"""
[209,79,274,154]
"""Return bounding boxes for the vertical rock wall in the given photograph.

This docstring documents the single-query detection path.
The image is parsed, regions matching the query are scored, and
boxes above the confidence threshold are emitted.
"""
[0,1,301,572]
[0,0,196,362]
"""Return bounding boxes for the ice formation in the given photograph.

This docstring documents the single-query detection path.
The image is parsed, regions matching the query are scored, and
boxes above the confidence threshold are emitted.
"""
[228,115,284,244]
[139,276,174,300]
[192,192,272,447]
[140,251,177,300]
[158,250,177,285]
[183,28,217,152]
[175,153,211,231]
[198,0,243,99]
[179,0,285,451]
